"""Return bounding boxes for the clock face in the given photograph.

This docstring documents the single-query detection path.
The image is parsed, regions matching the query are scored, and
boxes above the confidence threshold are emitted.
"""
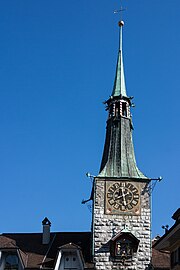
[105,181,140,215]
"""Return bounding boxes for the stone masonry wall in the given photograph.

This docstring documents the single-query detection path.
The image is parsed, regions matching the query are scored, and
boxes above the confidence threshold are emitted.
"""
[93,179,151,270]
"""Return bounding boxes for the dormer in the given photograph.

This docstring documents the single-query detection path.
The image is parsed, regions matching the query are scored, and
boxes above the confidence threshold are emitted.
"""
[0,250,25,270]
[0,236,25,270]
[55,243,84,270]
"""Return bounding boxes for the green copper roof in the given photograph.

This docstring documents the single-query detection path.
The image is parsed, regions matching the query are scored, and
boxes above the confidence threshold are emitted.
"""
[112,21,127,97]
[98,117,147,179]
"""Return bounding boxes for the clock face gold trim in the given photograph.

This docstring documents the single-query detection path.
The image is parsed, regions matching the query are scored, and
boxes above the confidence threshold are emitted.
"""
[105,181,140,215]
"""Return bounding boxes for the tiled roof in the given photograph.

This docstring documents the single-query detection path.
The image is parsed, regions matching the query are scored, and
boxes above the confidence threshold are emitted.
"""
[152,247,170,269]
[152,239,170,270]
[0,235,17,249]
[1,232,92,269]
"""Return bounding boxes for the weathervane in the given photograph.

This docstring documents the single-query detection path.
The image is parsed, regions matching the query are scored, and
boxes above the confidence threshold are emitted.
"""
[114,0,126,21]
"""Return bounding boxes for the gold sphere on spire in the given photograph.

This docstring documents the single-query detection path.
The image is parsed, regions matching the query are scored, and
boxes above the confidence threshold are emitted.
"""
[118,20,124,27]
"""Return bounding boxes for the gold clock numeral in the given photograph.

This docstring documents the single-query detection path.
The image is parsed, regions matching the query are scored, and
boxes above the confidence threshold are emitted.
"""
[127,204,133,210]
[114,183,120,189]
[114,203,119,209]
[109,199,115,205]
[132,199,138,206]
[107,193,113,199]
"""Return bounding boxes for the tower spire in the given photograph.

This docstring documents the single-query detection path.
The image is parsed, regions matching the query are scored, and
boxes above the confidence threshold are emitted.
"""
[98,19,147,179]
[112,20,127,97]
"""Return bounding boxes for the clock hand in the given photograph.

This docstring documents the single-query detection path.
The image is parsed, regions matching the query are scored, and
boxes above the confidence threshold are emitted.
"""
[121,188,127,206]
[114,189,128,201]
[114,189,122,199]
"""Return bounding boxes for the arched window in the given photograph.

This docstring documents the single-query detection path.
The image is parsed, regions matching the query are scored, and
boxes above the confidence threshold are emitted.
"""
[5,254,18,270]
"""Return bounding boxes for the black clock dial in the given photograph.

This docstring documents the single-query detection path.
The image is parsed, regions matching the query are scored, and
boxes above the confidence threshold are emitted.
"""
[107,182,139,212]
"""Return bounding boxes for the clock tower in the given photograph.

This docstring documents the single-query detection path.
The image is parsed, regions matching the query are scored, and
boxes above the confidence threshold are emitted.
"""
[92,20,151,270]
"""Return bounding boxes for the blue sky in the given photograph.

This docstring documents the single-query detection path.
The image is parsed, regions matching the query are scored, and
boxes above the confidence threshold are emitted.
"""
[0,0,179,238]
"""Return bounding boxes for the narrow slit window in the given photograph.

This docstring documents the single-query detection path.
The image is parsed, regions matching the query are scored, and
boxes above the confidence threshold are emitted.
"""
[122,102,127,117]
[115,102,120,117]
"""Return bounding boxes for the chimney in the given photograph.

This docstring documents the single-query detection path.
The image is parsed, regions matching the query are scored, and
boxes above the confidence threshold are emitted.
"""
[42,217,51,244]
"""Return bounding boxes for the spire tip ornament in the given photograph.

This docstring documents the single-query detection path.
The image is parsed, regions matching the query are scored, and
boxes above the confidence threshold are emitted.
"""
[110,16,127,98]
[119,20,124,27]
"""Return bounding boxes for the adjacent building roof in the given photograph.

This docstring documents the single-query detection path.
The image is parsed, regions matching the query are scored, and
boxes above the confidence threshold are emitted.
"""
[152,246,170,269]
[1,232,93,269]
[153,208,180,251]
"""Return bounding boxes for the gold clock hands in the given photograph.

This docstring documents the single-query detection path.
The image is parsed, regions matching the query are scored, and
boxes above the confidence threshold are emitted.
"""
[121,187,127,206]
[114,189,122,200]
[113,188,130,210]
